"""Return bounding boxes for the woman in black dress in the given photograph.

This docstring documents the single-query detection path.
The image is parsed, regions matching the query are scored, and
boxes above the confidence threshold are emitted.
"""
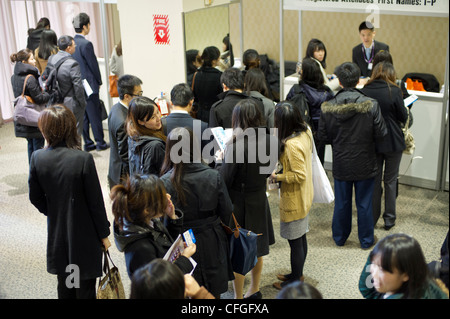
[160,127,234,298]
[218,99,278,299]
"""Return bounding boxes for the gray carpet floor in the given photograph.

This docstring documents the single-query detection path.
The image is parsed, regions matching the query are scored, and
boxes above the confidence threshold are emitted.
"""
[0,121,448,299]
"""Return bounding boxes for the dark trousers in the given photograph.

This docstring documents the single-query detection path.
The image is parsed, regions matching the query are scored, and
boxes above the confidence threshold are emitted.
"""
[26,137,45,164]
[333,178,375,249]
[57,274,96,299]
[373,151,403,227]
[83,93,106,148]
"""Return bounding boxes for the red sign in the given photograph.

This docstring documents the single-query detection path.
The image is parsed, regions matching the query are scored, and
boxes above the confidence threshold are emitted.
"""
[153,14,170,45]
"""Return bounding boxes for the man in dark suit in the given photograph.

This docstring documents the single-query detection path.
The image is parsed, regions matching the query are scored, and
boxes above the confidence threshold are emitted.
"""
[209,67,265,129]
[164,83,212,161]
[107,75,143,189]
[352,21,389,79]
[72,12,108,152]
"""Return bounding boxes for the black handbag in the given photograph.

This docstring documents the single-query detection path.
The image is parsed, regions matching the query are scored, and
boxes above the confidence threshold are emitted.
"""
[223,213,260,276]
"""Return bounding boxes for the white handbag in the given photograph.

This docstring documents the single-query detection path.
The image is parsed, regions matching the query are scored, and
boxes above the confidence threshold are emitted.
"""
[310,130,334,203]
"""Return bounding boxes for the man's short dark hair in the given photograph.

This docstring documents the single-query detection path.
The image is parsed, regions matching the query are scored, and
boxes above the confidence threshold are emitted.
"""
[359,21,374,32]
[73,13,90,33]
[220,67,244,90]
[117,75,143,100]
[335,62,360,88]
[170,83,193,107]
[58,35,74,51]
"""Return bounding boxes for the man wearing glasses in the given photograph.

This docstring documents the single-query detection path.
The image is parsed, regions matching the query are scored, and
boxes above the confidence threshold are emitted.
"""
[107,75,143,189]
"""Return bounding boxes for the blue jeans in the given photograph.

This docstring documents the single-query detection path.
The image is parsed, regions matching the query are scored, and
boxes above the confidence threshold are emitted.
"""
[332,178,375,249]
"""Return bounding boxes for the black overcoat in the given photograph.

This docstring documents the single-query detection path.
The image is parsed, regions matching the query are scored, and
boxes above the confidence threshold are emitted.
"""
[161,163,234,296]
[29,144,111,280]
[218,128,278,257]
[361,80,408,154]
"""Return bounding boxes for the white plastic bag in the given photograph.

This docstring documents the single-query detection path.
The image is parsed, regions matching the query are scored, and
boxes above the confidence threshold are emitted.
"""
[311,133,334,203]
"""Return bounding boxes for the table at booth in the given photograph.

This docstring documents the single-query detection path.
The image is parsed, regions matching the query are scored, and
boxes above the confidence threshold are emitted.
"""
[284,75,449,190]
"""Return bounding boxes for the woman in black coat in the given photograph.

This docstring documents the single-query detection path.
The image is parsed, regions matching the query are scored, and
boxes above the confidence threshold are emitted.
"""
[160,127,234,298]
[29,105,111,299]
[217,99,278,299]
[10,48,50,163]
[191,46,222,124]
[286,57,334,164]
[111,174,196,279]
[126,96,166,176]
[361,62,408,230]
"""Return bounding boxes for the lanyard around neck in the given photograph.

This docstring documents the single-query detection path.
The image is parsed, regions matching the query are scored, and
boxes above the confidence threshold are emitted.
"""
[362,42,375,63]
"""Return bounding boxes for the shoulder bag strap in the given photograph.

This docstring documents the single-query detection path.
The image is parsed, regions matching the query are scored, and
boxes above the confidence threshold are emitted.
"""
[191,71,198,91]
[21,74,33,97]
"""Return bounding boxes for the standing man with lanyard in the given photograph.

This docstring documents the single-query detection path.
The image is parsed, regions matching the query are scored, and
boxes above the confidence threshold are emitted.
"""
[72,12,109,152]
[352,21,389,80]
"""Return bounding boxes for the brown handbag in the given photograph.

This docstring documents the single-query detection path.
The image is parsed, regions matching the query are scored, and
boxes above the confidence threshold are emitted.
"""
[109,74,119,98]
[96,249,125,299]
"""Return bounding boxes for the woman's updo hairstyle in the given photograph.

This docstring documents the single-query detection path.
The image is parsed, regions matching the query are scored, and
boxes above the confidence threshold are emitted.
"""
[10,49,33,64]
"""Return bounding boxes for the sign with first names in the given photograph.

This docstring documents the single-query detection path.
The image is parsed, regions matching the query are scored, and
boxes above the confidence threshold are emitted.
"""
[153,14,170,45]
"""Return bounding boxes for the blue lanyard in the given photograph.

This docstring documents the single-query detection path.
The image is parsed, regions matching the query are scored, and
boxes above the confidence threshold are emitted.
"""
[362,42,375,63]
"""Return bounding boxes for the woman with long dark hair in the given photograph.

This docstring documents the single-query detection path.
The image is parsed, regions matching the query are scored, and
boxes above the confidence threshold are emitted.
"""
[244,67,275,127]
[160,127,234,298]
[35,29,58,74]
[217,34,234,71]
[287,57,334,164]
[218,99,278,299]
[304,38,340,91]
[29,105,111,299]
[271,101,313,291]
[126,96,166,176]
[361,62,408,230]
[27,17,51,51]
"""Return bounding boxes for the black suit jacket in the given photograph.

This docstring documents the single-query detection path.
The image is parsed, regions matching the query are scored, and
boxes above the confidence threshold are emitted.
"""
[72,34,102,94]
[29,145,110,279]
[164,111,212,152]
[209,90,265,129]
[108,102,129,186]
[352,40,389,78]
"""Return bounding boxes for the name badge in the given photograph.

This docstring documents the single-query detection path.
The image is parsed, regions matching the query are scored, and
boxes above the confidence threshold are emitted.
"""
[368,62,373,70]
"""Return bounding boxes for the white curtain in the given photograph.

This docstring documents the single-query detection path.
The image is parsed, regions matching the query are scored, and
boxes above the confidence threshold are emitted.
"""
[0,0,109,122]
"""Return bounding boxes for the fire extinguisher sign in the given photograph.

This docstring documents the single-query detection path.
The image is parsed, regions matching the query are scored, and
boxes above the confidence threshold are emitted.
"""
[153,15,170,45]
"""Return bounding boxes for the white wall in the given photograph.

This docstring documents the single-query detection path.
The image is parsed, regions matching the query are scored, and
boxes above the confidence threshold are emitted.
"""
[117,0,185,100]
[183,0,230,13]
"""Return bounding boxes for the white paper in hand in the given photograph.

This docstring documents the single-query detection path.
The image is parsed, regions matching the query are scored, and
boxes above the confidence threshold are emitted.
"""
[82,79,93,97]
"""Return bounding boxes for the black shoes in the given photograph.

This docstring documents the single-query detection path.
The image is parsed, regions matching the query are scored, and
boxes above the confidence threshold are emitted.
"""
[243,291,262,299]
[96,143,110,151]
[84,143,110,152]
[84,144,96,152]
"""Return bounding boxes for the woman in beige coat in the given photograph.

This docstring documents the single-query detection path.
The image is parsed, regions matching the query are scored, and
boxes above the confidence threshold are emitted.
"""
[270,101,313,290]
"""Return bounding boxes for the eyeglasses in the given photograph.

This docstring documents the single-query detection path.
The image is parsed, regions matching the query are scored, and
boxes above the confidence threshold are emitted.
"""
[128,91,143,97]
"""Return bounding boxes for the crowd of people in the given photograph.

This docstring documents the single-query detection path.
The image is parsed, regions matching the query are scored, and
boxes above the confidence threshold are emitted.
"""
[11,16,448,300]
